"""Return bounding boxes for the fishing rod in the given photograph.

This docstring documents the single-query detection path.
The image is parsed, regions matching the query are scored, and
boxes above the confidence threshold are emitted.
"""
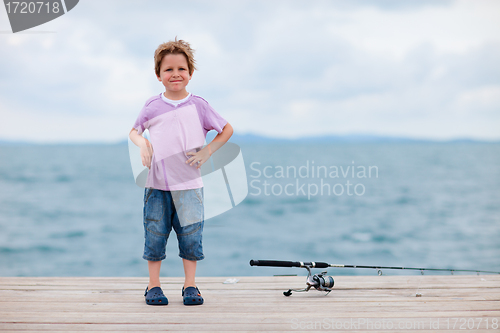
[249,259,500,296]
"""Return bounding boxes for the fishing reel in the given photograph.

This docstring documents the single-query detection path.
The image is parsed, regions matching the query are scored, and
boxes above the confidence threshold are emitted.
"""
[283,265,334,296]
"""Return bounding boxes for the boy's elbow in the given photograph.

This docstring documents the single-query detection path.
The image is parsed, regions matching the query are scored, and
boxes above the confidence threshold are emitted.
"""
[224,122,234,137]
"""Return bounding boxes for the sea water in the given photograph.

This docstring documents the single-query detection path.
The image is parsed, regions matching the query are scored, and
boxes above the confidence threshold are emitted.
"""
[0,142,498,277]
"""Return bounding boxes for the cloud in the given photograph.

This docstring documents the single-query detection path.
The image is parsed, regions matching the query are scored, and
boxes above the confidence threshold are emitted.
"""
[1,0,499,142]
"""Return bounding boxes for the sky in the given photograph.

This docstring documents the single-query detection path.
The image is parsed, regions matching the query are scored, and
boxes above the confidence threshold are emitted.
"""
[1,0,499,143]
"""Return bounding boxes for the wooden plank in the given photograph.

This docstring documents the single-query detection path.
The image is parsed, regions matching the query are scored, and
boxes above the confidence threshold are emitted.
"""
[1,275,498,287]
[0,294,496,304]
[0,276,495,288]
[1,322,499,332]
[2,321,499,331]
[2,310,500,321]
[0,293,498,303]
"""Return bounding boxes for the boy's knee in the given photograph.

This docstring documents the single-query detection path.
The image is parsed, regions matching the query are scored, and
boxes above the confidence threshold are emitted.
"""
[177,222,204,260]
[143,228,168,261]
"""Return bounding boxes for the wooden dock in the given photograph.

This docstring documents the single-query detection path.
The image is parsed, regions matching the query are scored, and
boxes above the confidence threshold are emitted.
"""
[0,275,499,332]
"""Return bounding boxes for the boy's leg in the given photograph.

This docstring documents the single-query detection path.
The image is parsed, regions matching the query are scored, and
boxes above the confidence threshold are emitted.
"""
[171,188,205,288]
[183,258,197,288]
[143,189,171,290]
[148,260,162,289]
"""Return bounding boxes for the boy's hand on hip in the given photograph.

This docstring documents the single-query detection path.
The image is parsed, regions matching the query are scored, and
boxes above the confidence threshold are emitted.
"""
[186,146,211,169]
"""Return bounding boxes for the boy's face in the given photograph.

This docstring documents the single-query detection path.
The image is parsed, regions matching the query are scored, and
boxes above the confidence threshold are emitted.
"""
[157,53,192,97]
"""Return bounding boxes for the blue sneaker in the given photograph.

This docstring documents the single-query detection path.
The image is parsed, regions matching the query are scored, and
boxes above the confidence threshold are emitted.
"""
[182,286,204,305]
[144,286,168,305]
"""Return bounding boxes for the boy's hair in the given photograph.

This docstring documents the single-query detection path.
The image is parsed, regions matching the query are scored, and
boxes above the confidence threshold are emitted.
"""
[154,37,197,77]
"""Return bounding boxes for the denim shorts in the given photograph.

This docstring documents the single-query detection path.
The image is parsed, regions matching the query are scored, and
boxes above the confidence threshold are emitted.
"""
[142,187,204,261]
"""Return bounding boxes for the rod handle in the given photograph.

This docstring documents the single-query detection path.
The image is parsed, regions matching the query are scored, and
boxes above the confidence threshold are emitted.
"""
[249,260,329,268]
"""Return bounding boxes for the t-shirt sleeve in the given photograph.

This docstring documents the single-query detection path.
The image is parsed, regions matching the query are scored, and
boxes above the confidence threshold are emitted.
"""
[202,101,228,134]
[132,102,150,135]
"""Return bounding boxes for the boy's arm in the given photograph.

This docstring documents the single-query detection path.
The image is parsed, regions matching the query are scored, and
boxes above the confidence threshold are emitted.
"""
[129,128,154,168]
[207,122,233,155]
[186,122,234,168]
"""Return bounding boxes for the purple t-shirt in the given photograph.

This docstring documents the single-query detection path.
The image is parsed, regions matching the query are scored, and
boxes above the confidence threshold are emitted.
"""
[133,93,227,191]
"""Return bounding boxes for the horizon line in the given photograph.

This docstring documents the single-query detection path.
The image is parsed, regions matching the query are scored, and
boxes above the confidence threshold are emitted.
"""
[0,133,499,145]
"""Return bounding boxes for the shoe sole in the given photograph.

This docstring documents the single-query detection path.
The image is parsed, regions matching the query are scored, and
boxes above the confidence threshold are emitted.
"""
[184,297,203,305]
[146,298,168,305]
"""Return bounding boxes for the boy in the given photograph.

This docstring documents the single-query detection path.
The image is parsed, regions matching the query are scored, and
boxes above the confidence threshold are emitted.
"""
[129,38,233,306]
